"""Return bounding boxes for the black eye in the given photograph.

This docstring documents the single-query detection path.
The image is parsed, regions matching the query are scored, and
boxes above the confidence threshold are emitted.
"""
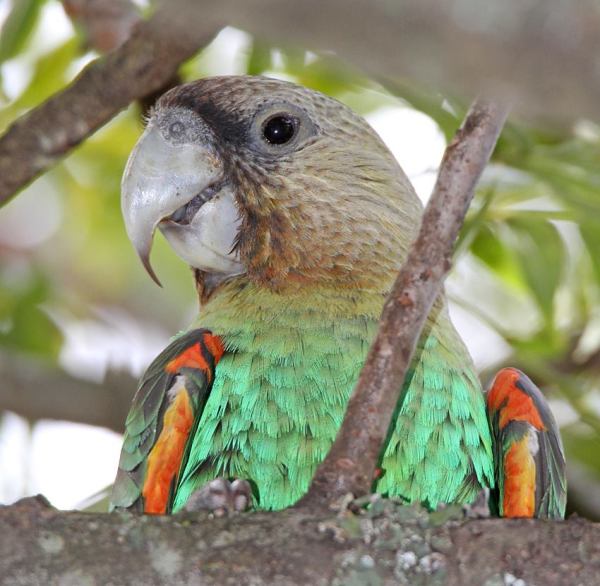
[262,115,297,145]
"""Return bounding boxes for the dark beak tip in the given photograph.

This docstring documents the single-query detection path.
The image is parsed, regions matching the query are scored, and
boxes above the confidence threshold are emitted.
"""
[140,253,163,288]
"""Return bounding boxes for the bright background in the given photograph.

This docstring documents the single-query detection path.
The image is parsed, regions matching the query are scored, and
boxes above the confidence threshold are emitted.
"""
[1,0,599,517]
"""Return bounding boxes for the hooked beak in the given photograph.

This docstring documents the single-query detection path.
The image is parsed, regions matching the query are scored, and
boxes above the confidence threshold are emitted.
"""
[121,120,235,285]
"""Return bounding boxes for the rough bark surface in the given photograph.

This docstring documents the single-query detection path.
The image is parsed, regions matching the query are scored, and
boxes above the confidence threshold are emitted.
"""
[1,496,599,585]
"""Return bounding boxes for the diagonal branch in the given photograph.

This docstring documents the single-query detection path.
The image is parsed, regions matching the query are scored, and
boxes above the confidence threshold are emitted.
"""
[0,6,218,206]
[300,98,510,508]
[1,0,598,206]
[61,0,181,115]
[62,0,141,53]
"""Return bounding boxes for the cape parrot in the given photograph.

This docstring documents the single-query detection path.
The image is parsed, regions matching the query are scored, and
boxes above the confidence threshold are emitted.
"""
[110,75,566,519]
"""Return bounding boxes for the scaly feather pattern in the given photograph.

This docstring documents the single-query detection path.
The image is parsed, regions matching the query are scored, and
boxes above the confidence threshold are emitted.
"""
[377,322,493,506]
[171,280,494,511]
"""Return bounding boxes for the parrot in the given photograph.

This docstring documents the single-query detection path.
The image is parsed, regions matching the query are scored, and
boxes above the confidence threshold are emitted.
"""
[110,75,566,519]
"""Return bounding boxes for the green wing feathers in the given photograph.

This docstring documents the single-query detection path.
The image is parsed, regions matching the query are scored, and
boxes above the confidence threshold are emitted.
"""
[111,295,499,514]
[109,329,224,513]
[377,324,494,508]
[170,299,495,512]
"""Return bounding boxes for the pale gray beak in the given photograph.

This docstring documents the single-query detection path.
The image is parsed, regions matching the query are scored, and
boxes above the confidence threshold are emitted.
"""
[121,116,242,285]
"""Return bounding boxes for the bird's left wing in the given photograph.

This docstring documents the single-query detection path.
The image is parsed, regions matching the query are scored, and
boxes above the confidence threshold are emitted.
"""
[486,367,567,519]
[109,328,224,514]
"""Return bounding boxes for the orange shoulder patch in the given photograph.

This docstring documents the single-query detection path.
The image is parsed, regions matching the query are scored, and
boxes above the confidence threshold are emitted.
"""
[487,368,545,431]
[166,343,211,381]
[165,335,225,382]
[203,332,225,363]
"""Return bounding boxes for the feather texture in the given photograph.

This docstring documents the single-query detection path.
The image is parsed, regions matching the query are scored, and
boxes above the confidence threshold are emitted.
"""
[486,368,567,519]
[110,329,224,513]
[112,76,539,516]
[170,281,494,511]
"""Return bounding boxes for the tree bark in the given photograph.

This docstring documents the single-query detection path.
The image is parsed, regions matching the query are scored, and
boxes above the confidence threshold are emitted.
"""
[62,0,141,53]
[1,496,598,585]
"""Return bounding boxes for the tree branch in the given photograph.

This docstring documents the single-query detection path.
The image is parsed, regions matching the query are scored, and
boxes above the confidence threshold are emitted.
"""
[0,353,134,433]
[1,496,598,585]
[2,0,599,205]
[301,99,509,507]
[0,5,218,205]
[62,0,141,52]
[187,0,600,124]
[61,0,181,115]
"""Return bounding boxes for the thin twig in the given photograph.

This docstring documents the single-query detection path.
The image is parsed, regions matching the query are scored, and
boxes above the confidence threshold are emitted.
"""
[299,98,510,508]
[0,6,218,206]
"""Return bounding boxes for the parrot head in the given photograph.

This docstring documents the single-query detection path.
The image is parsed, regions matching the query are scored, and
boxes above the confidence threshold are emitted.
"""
[121,75,421,291]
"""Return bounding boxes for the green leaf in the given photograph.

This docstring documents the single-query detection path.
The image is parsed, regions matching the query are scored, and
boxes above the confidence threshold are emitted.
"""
[579,223,600,284]
[469,224,523,290]
[457,187,497,256]
[508,217,565,325]
[0,272,62,359]
[382,80,462,142]
[0,0,46,64]
[492,122,535,165]
[246,40,272,75]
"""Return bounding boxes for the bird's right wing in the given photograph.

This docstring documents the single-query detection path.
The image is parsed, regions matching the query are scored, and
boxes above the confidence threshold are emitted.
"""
[109,328,225,514]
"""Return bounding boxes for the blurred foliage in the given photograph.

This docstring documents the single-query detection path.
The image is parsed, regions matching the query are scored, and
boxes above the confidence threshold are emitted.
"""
[0,0,44,67]
[0,1,599,515]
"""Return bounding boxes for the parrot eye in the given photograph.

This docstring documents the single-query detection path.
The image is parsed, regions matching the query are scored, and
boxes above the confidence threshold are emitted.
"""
[262,115,297,145]
[251,103,315,155]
